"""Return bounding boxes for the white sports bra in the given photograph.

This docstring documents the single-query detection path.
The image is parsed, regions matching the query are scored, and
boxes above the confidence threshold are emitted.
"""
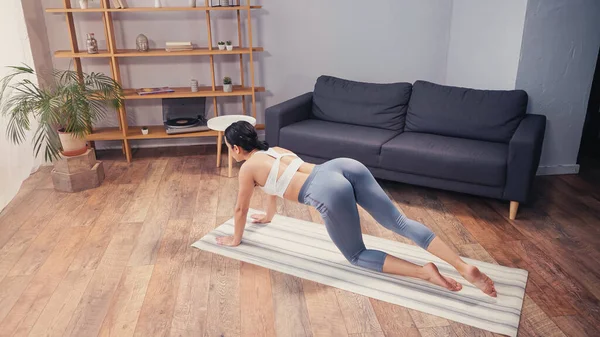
[255,148,304,198]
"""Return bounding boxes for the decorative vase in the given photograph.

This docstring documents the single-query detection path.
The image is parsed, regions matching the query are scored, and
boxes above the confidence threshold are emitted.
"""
[79,0,89,9]
[154,0,161,8]
[189,0,196,7]
[191,79,199,92]
[136,34,149,52]
[86,33,99,54]
[226,44,233,51]
[219,0,230,6]
[218,44,225,50]
[58,129,88,157]
[223,84,232,92]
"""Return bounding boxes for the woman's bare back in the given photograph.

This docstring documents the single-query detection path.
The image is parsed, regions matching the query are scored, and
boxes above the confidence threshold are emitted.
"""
[245,146,316,201]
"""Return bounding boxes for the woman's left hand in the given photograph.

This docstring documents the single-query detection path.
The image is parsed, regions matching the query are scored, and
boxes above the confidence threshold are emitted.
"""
[216,235,242,247]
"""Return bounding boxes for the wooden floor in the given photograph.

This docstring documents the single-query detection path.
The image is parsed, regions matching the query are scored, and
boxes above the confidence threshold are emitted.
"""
[0,146,599,337]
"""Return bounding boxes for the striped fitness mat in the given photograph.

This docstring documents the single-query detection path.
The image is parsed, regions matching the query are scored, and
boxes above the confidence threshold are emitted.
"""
[192,209,528,336]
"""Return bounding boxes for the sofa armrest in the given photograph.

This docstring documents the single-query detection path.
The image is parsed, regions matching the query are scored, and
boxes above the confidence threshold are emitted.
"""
[265,92,312,146]
[503,114,546,203]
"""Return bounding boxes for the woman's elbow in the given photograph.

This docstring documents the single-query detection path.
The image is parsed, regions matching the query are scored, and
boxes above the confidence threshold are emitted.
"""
[235,206,249,214]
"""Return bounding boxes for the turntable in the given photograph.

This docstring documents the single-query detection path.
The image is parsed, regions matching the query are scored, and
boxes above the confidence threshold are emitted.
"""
[162,97,210,135]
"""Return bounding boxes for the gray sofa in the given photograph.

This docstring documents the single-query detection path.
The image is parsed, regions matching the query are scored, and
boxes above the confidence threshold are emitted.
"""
[265,76,546,219]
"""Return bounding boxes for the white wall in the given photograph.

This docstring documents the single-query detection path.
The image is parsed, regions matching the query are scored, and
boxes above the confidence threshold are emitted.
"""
[516,0,600,174]
[445,0,528,90]
[0,0,43,211]
[43,0,454,149]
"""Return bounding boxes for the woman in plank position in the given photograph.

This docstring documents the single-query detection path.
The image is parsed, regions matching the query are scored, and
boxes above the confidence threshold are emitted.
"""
[216,121,496,297]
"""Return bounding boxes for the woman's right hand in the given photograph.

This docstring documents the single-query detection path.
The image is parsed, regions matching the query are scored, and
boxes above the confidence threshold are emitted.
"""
[251,213,272,224]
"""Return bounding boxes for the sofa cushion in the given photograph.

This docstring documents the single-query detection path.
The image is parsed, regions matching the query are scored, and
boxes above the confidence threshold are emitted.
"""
[279,119,399,167]
[312,75,412,131]
[406,81,527,143]
[380,132,508,186]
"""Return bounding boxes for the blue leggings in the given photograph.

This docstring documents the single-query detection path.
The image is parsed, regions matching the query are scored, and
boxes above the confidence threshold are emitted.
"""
[298,158,436,272]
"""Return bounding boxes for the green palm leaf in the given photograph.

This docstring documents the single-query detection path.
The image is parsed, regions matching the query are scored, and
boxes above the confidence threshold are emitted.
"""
[0,65,123,162]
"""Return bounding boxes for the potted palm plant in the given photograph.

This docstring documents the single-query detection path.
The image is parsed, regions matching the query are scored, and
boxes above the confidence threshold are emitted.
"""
[0,65,123,162]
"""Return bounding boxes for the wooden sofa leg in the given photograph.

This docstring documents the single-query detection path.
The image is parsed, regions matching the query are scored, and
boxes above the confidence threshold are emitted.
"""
[509,201,519,220]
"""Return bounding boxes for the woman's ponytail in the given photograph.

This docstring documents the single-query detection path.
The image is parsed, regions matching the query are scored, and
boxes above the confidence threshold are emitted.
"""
[255,139,269,151]
[225,121,270,152]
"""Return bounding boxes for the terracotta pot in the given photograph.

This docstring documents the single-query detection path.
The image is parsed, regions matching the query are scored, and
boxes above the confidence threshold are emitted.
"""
[58,129,88,157]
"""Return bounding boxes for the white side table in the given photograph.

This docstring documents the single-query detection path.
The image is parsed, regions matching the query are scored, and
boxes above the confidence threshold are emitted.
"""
[207,115,257,177]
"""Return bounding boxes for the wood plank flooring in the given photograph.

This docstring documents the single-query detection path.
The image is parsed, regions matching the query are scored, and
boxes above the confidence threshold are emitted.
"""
[0,146,599,337]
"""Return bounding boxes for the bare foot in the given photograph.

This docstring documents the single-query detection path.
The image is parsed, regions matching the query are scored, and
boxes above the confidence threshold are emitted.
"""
[422,263,463,292]
[460,265,497,297]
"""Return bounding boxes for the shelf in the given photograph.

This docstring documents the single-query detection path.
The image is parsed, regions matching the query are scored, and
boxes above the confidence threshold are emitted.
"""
[46,8,106,13]
[123,86,265,100]
[54,50,113,58]
[86,123,265,141]
[128,126,219,139]
[108,6,261,12]
[46,6,261,13]
[55,47,263,58]
[116,47,263,57]
[86,127,125,141]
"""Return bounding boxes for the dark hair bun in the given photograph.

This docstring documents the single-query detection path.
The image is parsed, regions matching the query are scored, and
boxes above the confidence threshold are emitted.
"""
[224,121,269,152]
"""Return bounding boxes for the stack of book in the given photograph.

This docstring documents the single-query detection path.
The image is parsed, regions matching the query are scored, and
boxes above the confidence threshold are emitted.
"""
[111,0,126,8]
[165,42,193,52]
[135,87,176,96]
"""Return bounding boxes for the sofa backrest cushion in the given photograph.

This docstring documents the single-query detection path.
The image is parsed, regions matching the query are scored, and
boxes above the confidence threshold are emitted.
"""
[406,80,528,143]
[312,75,412,131]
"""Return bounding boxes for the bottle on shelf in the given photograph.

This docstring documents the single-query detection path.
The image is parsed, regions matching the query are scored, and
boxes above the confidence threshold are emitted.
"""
[86,33,98,54]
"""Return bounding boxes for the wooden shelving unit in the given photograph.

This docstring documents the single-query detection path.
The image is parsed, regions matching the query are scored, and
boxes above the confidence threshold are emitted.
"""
[46,6,262,13]
[55,47,264,58]
[46,0,263,162]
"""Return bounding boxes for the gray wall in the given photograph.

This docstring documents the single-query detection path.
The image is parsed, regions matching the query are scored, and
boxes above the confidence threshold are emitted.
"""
[445,0,527,90]
[516,0,600,174]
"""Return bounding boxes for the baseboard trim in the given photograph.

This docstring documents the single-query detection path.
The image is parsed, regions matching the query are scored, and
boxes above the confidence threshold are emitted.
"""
[536,164,580,176]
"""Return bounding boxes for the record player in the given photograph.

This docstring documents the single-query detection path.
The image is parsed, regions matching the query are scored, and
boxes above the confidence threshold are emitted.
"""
[162,97,210,135]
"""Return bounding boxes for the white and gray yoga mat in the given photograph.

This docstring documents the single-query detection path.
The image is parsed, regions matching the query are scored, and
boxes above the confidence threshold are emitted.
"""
[192,209,528,337]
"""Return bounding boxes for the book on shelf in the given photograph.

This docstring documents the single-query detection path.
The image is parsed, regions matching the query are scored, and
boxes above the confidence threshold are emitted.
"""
[166,48,194,52]
[166,42,192,47]
[112,0,126,9]
[135,87,175,95]
[165,41,193,52]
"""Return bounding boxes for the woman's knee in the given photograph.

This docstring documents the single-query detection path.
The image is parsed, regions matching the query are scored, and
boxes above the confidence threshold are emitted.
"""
[395,215,436,250]
[346,249,387,272]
